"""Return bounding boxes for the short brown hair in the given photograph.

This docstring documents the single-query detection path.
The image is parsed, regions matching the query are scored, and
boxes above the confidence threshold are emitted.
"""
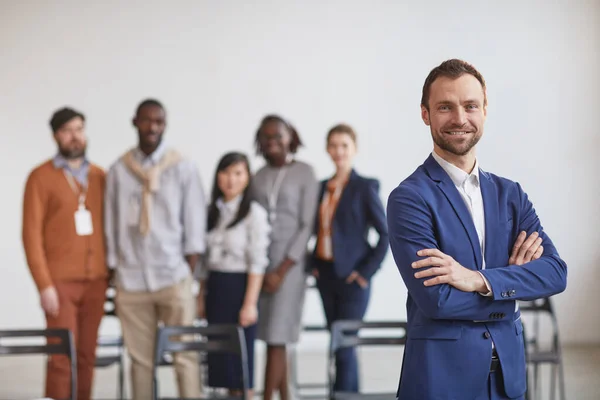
[327,123,357,144]
[421,59,487,110]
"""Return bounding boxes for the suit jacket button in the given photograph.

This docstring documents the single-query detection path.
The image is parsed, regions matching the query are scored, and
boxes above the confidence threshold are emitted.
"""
[510,290,516,296]
[501,292,507,298]
[483,332,491,339]
[500,313,505,318]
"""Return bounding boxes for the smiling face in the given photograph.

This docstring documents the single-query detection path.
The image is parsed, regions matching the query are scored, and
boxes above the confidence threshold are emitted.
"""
[258,120,292,161]
[421,73,487,161]
[134,104,166,153]
[217,161,250,201]
[327,131,356,171]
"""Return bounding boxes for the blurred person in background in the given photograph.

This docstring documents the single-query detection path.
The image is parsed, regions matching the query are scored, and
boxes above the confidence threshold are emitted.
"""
[196,151,270,399]
[104,99,206,400]
[252,115,319,400]
[22,107,109,400]
[309,123,389,393]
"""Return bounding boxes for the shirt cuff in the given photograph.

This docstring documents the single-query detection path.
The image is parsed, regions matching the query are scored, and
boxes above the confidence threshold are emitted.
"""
[477,272,493,297]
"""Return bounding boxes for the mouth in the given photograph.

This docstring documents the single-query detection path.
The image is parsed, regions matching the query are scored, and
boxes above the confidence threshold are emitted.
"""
[444,131,472,136]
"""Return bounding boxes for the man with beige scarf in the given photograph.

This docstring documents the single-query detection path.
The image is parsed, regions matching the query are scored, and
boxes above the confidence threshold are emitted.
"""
[104,99,206,399]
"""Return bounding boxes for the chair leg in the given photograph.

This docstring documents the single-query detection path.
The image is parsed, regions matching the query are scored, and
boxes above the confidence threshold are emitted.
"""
[533,363,540,400]
[118,355,125,400]
[288,345,300,394]
[550,364,557,400]
[558,359,567,400]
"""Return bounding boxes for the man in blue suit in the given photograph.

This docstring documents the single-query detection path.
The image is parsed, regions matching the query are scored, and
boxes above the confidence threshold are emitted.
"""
[386,59,567,400]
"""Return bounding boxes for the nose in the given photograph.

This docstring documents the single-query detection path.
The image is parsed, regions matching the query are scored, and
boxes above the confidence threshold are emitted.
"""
[452,108,468,126]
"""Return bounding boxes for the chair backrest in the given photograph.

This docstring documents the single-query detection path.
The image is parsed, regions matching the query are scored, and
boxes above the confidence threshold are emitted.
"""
[0,328,77,400]
[153,324,249,398]
[329,320,408,355]
[518,297,561,352]
[328,320,407,399]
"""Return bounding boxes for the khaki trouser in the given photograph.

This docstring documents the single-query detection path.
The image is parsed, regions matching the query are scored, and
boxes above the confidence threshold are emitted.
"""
[115,275,202,400]
[45,278,107,400]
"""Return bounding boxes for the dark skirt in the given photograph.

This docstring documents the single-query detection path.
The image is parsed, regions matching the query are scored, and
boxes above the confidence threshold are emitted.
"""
[205,270,256,389]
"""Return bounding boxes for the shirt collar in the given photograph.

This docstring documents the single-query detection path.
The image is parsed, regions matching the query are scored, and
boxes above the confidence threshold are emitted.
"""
[431,150,480,188]
[217,194,243,214]
[133,140,168,165]
[52,153,89,171]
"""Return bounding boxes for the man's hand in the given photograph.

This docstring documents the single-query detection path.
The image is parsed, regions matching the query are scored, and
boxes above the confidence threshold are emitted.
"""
[412,249,487,293]
[262,271,284,293]
[346,271,368,289]
[40,286,60,317]
[509,231,543,266]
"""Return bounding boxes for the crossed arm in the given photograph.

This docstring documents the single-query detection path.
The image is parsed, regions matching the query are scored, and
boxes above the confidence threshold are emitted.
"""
[387,184,567,321]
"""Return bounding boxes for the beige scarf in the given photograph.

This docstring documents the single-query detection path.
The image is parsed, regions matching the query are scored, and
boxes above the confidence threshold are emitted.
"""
[122,148,182,235]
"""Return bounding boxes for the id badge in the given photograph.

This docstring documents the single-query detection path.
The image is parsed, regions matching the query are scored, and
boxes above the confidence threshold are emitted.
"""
[74,206,93,236]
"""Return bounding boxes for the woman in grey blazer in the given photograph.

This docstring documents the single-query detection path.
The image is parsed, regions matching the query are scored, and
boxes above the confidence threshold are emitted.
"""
[251,114,319,400]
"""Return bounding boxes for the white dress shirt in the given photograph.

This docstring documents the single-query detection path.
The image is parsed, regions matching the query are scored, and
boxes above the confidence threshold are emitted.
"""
[196,195,271,279]
[432,152,518,319]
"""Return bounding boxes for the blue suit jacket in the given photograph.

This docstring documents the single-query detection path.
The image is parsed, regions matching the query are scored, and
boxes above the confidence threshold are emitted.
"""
[311,170,389,280]
[387,155,567,400]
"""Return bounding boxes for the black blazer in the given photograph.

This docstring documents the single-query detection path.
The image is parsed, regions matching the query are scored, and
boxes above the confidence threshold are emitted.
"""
[310,169,389,279]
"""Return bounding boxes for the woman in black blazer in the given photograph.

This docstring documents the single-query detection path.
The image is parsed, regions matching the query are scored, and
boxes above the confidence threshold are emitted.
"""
[310,123,389,393]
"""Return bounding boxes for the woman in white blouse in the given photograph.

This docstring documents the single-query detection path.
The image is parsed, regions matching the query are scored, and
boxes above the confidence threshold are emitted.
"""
[197,152,271,398]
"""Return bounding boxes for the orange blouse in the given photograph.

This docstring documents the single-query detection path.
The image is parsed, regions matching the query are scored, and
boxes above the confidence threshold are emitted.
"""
[315,178,347,261]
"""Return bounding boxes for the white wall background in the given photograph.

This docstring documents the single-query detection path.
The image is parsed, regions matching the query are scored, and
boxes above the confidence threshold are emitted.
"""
[0,0,599,349]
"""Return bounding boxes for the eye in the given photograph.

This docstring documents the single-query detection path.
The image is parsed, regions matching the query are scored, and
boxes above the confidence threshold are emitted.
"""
[466,104,478,110]
[439,105,450,111]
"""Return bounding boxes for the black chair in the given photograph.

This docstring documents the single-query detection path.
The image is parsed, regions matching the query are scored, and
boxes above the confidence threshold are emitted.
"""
[0,328,77,400]
[95,285,125,400]
[519,298,566,400]
[289,279,330,399]
[153,324,249,400]
[328,320,407,400]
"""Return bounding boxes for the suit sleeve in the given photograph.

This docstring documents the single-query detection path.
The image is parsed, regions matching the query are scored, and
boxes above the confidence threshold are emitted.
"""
[479,183,567,301]
[286,166,320,263]
[103,165,119,269]
[387,185,515,321]
[356,179,389,280]
[22,172,53,292]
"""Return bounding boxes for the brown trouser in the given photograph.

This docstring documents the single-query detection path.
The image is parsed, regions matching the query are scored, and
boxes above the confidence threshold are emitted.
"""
[45,278,107,400]
[115,275,202,400]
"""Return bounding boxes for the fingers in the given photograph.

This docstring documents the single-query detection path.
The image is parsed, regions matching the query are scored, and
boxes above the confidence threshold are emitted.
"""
[412,256,445,269]
[346,271,358,284]
[356,276,368,289]
[515,232,540,265]
[522,237,543,263]
[509,231,527,264]
[414,266,450,279]
[417,249,445,258]
[423,275,451,287]
[533,245,543,260]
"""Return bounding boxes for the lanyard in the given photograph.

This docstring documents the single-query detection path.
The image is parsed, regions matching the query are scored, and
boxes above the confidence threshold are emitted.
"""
[63,170,87,207]
[267,157,293,223]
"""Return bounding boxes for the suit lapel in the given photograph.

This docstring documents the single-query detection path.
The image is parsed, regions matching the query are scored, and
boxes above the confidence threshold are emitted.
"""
[332,170,358,229]
[424,155,483,269]
[479,170,499,268]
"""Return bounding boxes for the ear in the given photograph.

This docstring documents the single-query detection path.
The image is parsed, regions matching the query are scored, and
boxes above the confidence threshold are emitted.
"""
[132,117,137,128]
[421,105,431,126]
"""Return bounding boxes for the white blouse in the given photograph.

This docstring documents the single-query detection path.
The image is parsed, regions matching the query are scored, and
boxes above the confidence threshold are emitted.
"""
[196,196,271,279]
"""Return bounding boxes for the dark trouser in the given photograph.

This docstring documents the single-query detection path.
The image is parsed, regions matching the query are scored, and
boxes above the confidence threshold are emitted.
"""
[45,278,107,400]
[315,262,370,393]
[205,271,256,390]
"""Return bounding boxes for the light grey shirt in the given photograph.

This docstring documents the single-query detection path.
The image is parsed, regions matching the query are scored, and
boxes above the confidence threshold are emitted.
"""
[196,196,271,280]
[104,141,207,292]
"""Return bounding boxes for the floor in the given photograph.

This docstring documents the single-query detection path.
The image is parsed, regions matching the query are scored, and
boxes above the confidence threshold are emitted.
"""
[0,344,597,399]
